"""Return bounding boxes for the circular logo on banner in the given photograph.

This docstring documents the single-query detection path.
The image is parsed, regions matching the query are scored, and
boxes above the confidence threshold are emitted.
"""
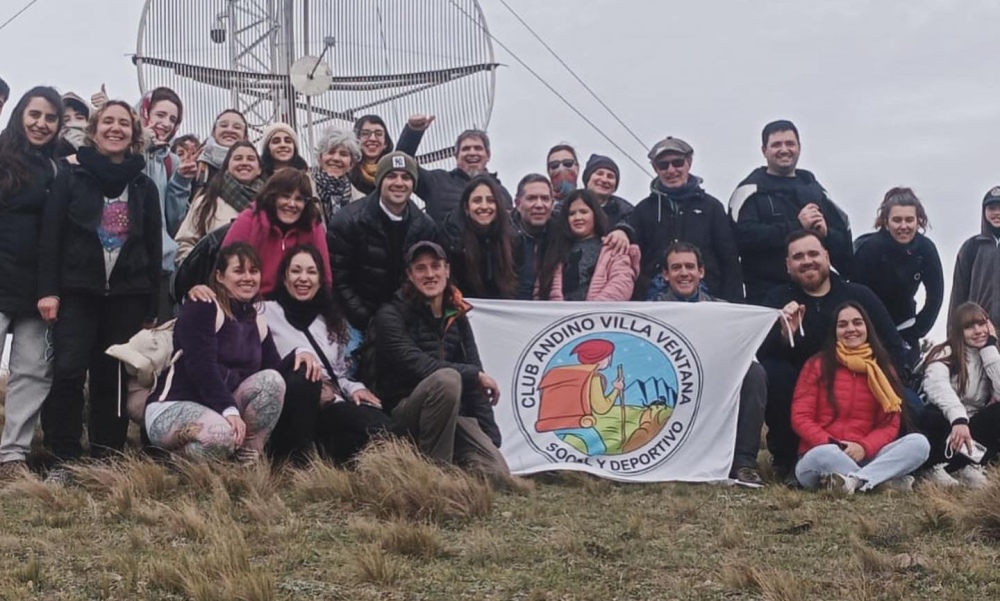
[512,311,704,476]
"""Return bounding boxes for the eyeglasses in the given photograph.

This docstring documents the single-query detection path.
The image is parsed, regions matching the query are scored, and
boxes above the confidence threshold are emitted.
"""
[359,129,385,140]
[656,158,687,170]
[548,159,576,171]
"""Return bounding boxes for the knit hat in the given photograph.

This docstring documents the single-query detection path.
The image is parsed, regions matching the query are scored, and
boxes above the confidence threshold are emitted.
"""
[260,122,299,154]
[582,154,620,190]
[983,186,1000,206]
[61,92,90,120]
[647,136,694,160]
[375,151,419,190]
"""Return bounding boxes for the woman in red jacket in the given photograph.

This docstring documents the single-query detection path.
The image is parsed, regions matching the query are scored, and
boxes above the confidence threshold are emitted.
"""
[221,168,332,295]
[792,301,929,493]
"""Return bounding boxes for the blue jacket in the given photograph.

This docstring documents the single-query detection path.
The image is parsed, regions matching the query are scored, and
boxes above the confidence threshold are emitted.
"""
[144,145,191,272]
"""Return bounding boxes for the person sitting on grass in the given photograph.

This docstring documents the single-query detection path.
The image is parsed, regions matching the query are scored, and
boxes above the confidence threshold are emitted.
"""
[918,302,1000,488]
[144,243,294,462]
[792,301,930,493]
[372,241,509,479]
[263,244,390,465]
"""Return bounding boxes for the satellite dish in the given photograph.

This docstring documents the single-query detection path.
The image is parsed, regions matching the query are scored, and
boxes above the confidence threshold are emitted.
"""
[133,0,498,164]
[290,56,333,97]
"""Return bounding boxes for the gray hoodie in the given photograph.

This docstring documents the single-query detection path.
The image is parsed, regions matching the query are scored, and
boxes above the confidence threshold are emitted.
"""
[950,207,1000,328]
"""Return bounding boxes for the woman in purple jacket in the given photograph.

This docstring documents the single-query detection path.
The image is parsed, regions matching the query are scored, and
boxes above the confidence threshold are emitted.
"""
[145,243,297,461]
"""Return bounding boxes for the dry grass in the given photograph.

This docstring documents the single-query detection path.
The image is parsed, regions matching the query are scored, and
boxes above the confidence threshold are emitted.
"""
[3,440,1000,599]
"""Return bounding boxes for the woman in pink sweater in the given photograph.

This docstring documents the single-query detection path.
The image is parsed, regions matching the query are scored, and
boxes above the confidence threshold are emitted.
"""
[536,189,639,301]
[222,168,332,295]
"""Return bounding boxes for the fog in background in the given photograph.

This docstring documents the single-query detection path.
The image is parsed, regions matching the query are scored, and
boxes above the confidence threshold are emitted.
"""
[3,0,998,343]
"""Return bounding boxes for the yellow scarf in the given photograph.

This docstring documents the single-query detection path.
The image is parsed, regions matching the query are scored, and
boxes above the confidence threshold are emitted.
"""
[360,160,378,186]
[836,343,901,413]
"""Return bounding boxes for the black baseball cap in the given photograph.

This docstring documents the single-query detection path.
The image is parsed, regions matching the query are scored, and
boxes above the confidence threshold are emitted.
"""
[405,241,447,264]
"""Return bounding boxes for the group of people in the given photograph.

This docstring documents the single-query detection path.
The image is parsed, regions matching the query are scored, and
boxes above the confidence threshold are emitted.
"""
[0,76,998,494]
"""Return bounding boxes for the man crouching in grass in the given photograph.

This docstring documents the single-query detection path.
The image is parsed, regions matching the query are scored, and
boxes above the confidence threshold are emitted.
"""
[372,241,509,479]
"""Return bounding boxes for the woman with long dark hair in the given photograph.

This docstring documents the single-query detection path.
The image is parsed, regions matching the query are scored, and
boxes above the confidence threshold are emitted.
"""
[792,301,929,493]
[853,187,943,362]
[259,123,309,181]
[0,86,63,478]
[263,245,389,464]
[174,141,264,264]
[919,302,1000,488]
[221,168,332,295]
[145,243,289,462]
[441,175,517,298]
[38,100,163,467]
[535,189,639,301]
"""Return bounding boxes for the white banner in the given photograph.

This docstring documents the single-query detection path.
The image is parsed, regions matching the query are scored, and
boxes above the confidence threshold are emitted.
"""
[468,300,780,483]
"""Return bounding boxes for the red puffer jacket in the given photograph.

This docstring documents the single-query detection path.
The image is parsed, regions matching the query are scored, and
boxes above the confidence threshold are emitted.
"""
[791,356,900,458]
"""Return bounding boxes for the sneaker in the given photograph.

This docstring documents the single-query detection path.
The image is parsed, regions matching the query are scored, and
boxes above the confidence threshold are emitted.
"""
[43,467,73,486]
[732,467,765,487]
[0,460,30,482]
[921,463,960,487]
[235,447,262,465]
[954,465,989,489]
[883,475,915,492]
[819,472,858,495]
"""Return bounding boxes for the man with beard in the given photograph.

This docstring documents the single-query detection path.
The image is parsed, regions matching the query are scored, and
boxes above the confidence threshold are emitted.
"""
[758,230,905,482]
[729,120,853,304]
[400,126,514,223]
[373,241,509,479]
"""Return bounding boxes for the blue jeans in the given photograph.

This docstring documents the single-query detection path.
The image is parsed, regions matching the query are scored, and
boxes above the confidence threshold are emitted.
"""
[795,434,930,491]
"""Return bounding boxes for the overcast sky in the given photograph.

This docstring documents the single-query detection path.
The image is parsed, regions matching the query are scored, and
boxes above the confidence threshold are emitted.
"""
[2,0,997,340]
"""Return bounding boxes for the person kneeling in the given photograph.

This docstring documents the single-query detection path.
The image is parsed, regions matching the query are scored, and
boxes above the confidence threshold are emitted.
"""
[372,241,510,479]
[145,244,292,462]
[264,244,390,465]
[792,302,929,493]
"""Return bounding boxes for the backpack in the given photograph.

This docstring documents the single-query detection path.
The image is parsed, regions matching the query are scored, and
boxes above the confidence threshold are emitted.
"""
[108,301,268,425]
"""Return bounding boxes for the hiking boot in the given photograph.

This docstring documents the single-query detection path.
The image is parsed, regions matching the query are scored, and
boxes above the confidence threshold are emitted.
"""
[0,460,30,482]
[954,465,989,489]
[732,467,765,487]
[819,472,858,495]
[883,475,915,492]
[921,463,960,487]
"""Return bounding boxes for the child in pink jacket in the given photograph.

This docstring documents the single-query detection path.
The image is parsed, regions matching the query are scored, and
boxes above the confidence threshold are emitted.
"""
[535,190,640,301]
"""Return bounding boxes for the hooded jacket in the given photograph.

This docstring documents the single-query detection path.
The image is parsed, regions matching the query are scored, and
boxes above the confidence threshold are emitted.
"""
[327,191,440,330]
[144,144,191,272]
[852,229,943,348]
[627,177,743,303]
[950,210,1000,328]
[729,167,852,304]
[373,288,501,446]
[542,244,641,301]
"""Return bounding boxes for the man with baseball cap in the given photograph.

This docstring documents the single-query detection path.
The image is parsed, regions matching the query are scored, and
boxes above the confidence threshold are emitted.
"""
[625,136,743,302]
[950,186,1000,328]
[728,120,853,304]
[582,153,633,227]
[328,151,439,331]
[372,240,509,479]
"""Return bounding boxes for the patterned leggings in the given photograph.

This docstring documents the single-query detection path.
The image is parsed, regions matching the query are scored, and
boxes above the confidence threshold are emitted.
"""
[146,370,286,460]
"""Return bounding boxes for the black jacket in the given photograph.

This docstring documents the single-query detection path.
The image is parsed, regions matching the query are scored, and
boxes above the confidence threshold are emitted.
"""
[759,274,908,376]
[600,194,634,227]
[327,192,439,331]
[852,229,943,348]
[171,223,232,303]
[0,151,59,316]
[373,290,501,446]
[627,178,743,302]
[511,212,551,301]
[730,167,852,304]
[417,167,514,224]
[39,161,162,320]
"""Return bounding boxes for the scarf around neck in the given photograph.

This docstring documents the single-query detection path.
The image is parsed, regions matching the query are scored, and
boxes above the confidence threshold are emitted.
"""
[76,146,146,198]
[272,283,323,332]
[201,136,231,171]
[312,166,354,223]
[835,342,902,413]
[359,160,378,187]
[218,172,263,214]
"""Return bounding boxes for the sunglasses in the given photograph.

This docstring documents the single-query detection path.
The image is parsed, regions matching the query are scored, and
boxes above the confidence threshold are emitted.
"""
[656,158,687,170]
[548,158,577,171]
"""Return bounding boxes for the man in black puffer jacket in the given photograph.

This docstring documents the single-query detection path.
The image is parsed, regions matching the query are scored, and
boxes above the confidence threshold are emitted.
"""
[327,151,439,331]
[373,241,509,479]
[627,136,743,302]
[729,120,853,304]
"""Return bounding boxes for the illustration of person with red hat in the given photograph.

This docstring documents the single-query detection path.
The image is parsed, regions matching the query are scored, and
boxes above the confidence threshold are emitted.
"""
[536,338,669,455]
